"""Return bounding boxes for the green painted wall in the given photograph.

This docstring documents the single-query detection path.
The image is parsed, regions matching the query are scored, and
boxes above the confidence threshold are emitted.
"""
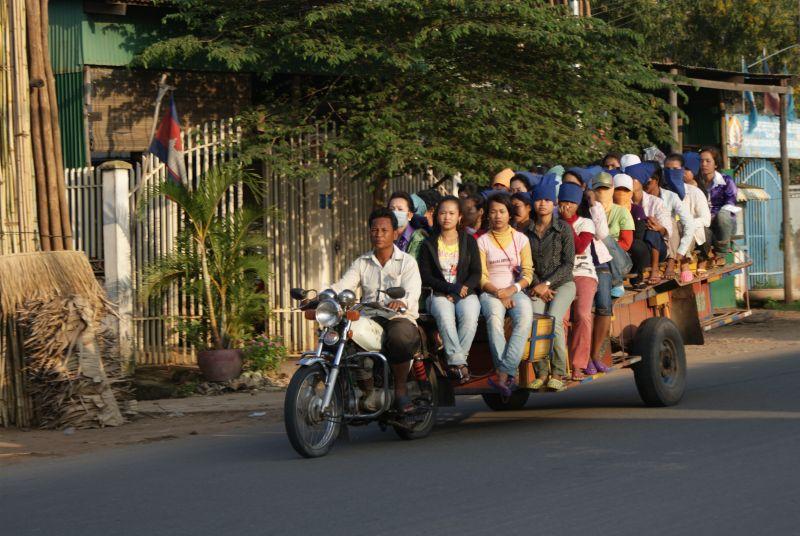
[49,0,84,74]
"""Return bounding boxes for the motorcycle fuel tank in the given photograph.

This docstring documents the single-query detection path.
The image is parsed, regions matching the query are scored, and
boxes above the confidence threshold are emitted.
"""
[349,316,383,352]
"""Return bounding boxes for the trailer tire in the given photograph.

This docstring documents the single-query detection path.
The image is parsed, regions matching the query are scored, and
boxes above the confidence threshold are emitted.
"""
[482,390,530,411]
[632,317,686,407]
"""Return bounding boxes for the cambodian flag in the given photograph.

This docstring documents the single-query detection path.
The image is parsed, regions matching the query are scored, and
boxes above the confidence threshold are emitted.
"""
[148,96,187,184]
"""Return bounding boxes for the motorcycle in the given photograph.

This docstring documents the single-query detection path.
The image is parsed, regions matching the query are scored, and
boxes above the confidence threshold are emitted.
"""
[284,286,448,458]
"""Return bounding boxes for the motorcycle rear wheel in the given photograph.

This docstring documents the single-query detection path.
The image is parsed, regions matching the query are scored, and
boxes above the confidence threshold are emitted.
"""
[284,364,342,458]
[394,369,438,440]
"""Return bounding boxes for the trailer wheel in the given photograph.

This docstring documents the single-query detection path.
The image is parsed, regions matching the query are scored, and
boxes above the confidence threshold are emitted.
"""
[482,390,530,411]
[632,317,686,407]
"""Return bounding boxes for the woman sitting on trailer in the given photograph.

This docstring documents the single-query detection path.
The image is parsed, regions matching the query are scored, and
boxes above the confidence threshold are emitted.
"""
[558,183,599,381]
[477,194,534,397]
[524,178,576,392]
[698,146,738,256]
[418,196,482,384]
[511,192,533,232]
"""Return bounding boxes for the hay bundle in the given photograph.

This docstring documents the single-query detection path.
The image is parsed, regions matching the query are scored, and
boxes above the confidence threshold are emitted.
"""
[17,295,131,428]
[0,251,131,428]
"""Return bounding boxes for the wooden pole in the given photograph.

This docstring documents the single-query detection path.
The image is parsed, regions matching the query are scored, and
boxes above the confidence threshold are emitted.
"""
[779,92,794,303]
[24,0,51,250]
[39,0,71,250]
[669,68,680,153]
[719,102,730,170]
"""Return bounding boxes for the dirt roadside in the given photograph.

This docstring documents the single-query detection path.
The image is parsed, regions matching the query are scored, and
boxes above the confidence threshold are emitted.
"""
[2,309,799,467]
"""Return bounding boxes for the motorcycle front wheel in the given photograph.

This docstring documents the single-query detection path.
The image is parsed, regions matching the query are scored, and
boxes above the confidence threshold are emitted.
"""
[284,364,343,458]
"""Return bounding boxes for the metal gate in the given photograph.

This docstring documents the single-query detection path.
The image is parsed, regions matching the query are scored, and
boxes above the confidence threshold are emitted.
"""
[735,159,783,288]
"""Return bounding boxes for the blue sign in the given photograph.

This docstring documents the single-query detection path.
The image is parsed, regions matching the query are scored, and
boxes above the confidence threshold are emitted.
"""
[726,113,800,159]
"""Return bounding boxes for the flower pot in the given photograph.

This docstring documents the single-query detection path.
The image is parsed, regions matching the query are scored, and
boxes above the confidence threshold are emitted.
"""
[197,349,243,382]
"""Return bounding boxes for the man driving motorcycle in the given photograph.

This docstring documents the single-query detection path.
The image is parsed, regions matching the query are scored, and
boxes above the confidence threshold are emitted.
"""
[330,207,422,413]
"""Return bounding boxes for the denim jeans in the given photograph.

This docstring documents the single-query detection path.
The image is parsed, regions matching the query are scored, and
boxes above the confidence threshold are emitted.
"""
[479,291,534,376]
[530,281,576,377]
[602,237,633,287]
[428,294,481,366]
[594,264,613,317]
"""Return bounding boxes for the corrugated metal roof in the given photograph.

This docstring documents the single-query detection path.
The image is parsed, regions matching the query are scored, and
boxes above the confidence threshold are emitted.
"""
[737,184,772,203]
[653,61,793,85]
[49,0,84,74]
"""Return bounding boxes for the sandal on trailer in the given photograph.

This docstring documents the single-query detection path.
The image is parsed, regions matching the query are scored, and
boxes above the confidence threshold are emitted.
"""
[547,377,567,392]
[570,372,586,381]
[591,359,610,373]
[528,378,546,390]
[448,364,471,384]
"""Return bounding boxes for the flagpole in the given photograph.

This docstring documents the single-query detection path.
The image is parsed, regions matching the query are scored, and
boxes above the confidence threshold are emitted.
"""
[132,74,173,197]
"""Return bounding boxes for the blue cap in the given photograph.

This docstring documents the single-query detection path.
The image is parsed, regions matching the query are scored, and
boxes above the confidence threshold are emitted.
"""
[512,171,542,189]
[605,168,621,177]
[683,152,701,176]
[626,162,658,185]
[558,182,584,205]
[533,175,557,202]
[584,165,603,181]
[663,168,686,200]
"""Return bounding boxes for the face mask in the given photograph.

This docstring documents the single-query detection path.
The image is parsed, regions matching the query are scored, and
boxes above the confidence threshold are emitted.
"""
[596,188,614,212]
[393,210,409,229]
[613,190,633,211]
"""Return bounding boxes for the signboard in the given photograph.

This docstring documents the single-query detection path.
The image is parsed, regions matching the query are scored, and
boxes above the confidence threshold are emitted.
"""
[726,113,800,159]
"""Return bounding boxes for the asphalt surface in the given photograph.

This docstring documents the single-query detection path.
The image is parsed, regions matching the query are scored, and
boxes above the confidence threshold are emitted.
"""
[3,346,800,536]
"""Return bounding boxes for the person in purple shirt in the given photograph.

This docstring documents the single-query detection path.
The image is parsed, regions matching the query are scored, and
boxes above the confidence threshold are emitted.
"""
[698,147,738,255]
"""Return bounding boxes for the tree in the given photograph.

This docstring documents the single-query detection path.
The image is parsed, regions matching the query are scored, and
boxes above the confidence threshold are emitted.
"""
[593,0,800,72]
[141,1,672,190]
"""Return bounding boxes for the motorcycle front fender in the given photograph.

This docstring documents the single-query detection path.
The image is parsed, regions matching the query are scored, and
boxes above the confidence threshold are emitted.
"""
[297,356,332,370]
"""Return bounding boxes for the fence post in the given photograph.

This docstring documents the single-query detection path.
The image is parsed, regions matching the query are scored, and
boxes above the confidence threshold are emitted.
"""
[99,160,134,369]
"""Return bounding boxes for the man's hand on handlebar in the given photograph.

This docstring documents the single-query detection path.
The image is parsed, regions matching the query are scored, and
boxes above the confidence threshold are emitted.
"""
[386,300,407,312]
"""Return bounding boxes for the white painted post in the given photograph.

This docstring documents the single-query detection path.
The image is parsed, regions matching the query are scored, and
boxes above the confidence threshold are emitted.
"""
[100,160,134,369]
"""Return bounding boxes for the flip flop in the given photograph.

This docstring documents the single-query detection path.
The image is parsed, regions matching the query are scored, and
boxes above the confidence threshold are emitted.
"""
[528,378,545,390]
[680,270,694,283]
[591,359,610,373]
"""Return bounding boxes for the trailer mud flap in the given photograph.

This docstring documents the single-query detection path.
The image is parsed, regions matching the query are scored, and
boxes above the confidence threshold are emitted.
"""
[669,286,705,345]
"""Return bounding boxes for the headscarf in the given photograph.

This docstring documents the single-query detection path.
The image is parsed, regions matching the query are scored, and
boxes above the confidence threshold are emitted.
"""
[533,175,557,202]
[626,162,658,185]
[620,154,641,171]
[557,182,583,205]
[410,193,426,217]
[493,168,514,189]
[513,171,542,189]
[596,187,614,212]
[683,151,701,177]
[613,189,633,211]
[663,168,686,200]
[546,165,564,182]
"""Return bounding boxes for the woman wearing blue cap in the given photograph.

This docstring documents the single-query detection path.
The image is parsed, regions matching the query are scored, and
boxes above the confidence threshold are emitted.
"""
[524,178,576,391]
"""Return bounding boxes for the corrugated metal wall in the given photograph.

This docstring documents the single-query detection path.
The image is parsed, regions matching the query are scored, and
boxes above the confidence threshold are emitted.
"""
[735,159,784,288]
[48,0,83,74]
[55,72,86,167]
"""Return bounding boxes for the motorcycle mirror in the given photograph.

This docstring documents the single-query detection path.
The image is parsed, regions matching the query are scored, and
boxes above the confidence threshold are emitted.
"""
[384,287,405,300]
[290,288,307,301]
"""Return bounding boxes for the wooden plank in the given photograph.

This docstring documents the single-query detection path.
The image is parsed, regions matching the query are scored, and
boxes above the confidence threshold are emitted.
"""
[663,76,791,95]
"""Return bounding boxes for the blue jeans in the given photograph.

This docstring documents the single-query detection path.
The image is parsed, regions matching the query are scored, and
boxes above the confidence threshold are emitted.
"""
[530,281,576,377]
[428,294,481,366]
[594,264,613,317]
[479,291,534,376]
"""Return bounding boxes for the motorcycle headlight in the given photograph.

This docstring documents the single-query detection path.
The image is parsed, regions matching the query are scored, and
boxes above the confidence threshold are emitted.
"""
[315,299,343,328]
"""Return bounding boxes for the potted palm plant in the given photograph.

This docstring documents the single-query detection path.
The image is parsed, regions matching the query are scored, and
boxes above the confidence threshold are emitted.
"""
[140,163,269,381]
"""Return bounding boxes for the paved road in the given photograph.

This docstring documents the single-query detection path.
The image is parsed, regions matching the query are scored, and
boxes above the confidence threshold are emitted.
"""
[3,346,800,536]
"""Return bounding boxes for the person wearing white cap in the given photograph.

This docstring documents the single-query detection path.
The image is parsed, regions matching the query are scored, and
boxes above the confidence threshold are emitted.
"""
[619,154,641,172]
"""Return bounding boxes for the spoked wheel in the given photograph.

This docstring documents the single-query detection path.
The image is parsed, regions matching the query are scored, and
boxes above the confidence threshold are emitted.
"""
[284,364,342,458]
[482,390,530,411]
[394,368,438,440]
[632,317,686,407]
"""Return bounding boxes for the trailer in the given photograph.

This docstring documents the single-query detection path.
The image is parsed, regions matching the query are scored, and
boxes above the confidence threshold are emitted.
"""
[442,260,753,410]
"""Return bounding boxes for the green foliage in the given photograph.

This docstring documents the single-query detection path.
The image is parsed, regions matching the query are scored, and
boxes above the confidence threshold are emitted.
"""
[141,1,672,186]
[764,298,800,311]
[594,0,800,72]
[140,162,270,350]
[242,334,287,373]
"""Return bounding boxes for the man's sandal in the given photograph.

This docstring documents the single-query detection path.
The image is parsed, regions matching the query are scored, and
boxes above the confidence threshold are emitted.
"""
[547,377,567,392]
[528,378,546,390]
[448,364,471,384]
